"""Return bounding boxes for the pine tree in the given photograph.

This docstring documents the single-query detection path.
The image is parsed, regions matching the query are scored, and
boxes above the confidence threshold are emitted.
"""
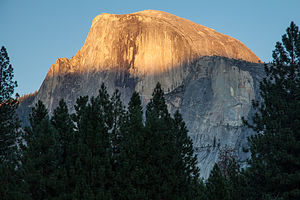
[110,89,125,163]
[97,83,113,129]
[117,91,148,199]
[71,88,113,199]
[206,164,230,200]
[144,83,175,199]
[51,99,75,163]
[172,111,201,199]
[205,146,249,200]
[144,82,202,200]
[70,96,91,200]
[0,46,21,199]
[0,46,19,162]
[106,89,126,200]
[243,22,300,199]
[20,101,60,199]
[225,159,249,200]
[51,99,76,199]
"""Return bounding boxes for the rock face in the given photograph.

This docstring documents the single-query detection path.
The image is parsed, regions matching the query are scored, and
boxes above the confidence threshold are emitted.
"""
[21,10,265,178]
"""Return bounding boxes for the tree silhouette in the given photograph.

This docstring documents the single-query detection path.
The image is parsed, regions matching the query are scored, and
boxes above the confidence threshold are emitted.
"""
[244,21,300,200]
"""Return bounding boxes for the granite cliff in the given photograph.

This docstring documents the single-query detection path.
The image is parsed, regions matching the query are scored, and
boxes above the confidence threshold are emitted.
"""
[19,10,264,178]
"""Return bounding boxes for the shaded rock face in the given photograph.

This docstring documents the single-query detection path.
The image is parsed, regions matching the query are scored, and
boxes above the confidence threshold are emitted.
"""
[20,10,265,178]
[165,57,264,178]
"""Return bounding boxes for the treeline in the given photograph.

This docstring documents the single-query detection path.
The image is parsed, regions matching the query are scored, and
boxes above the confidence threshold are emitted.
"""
[0,80,253,200]
[1,22,300,200]
[2,81,203,199]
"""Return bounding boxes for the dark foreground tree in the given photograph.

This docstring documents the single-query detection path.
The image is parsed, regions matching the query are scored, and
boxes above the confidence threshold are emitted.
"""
[70,86,114,199]
[0,46,19,161]
[206,164,230,200]
[143,83,202,200]
[243,21,300,200]
[172,111,202,199]
[205,148,247,200]
[218,147,249,200]
[51,99,76,199]
[144,82,174,199]
[0,46,21,199]
[117,91,148,199]
[20,101,61,199]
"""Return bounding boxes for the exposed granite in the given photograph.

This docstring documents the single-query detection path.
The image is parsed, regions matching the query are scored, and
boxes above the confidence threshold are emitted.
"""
[18,10,265,178]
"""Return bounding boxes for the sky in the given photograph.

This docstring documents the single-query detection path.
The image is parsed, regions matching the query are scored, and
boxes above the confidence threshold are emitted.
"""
[1,0,300,96]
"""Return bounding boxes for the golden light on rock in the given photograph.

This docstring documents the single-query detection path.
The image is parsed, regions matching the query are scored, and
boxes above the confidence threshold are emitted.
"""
[47,10,261,78]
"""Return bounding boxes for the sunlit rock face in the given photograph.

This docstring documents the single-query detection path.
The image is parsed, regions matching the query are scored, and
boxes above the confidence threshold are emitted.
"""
[48,10,260,74]
[22,10,265,178]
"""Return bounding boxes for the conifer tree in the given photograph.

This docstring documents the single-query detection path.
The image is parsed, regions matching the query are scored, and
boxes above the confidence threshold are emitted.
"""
[106,89,126,199]
[205,146,249,200]
[220,158,249,200]
[20,101,61,199]
[51,99,75,164]
[97,83,113,129]
[172,111,201,199]
[117,91,148,199]
[71,89,113,199]
[70,96,91,200]
[0,46,19,162]
[144,82,202,200]
[206,164,230,200]
[0,46,21,199]
[144,83,175,199]
[244,22,300,199]
[51,99,76,199]
[110,89,125,163]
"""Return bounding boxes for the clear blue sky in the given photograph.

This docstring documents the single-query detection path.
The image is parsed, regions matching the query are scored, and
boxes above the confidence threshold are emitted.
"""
[1,0,299,96]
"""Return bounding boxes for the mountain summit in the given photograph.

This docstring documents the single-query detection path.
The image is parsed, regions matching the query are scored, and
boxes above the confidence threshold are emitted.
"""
[19,10,264,178]
[48,10,260,77]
